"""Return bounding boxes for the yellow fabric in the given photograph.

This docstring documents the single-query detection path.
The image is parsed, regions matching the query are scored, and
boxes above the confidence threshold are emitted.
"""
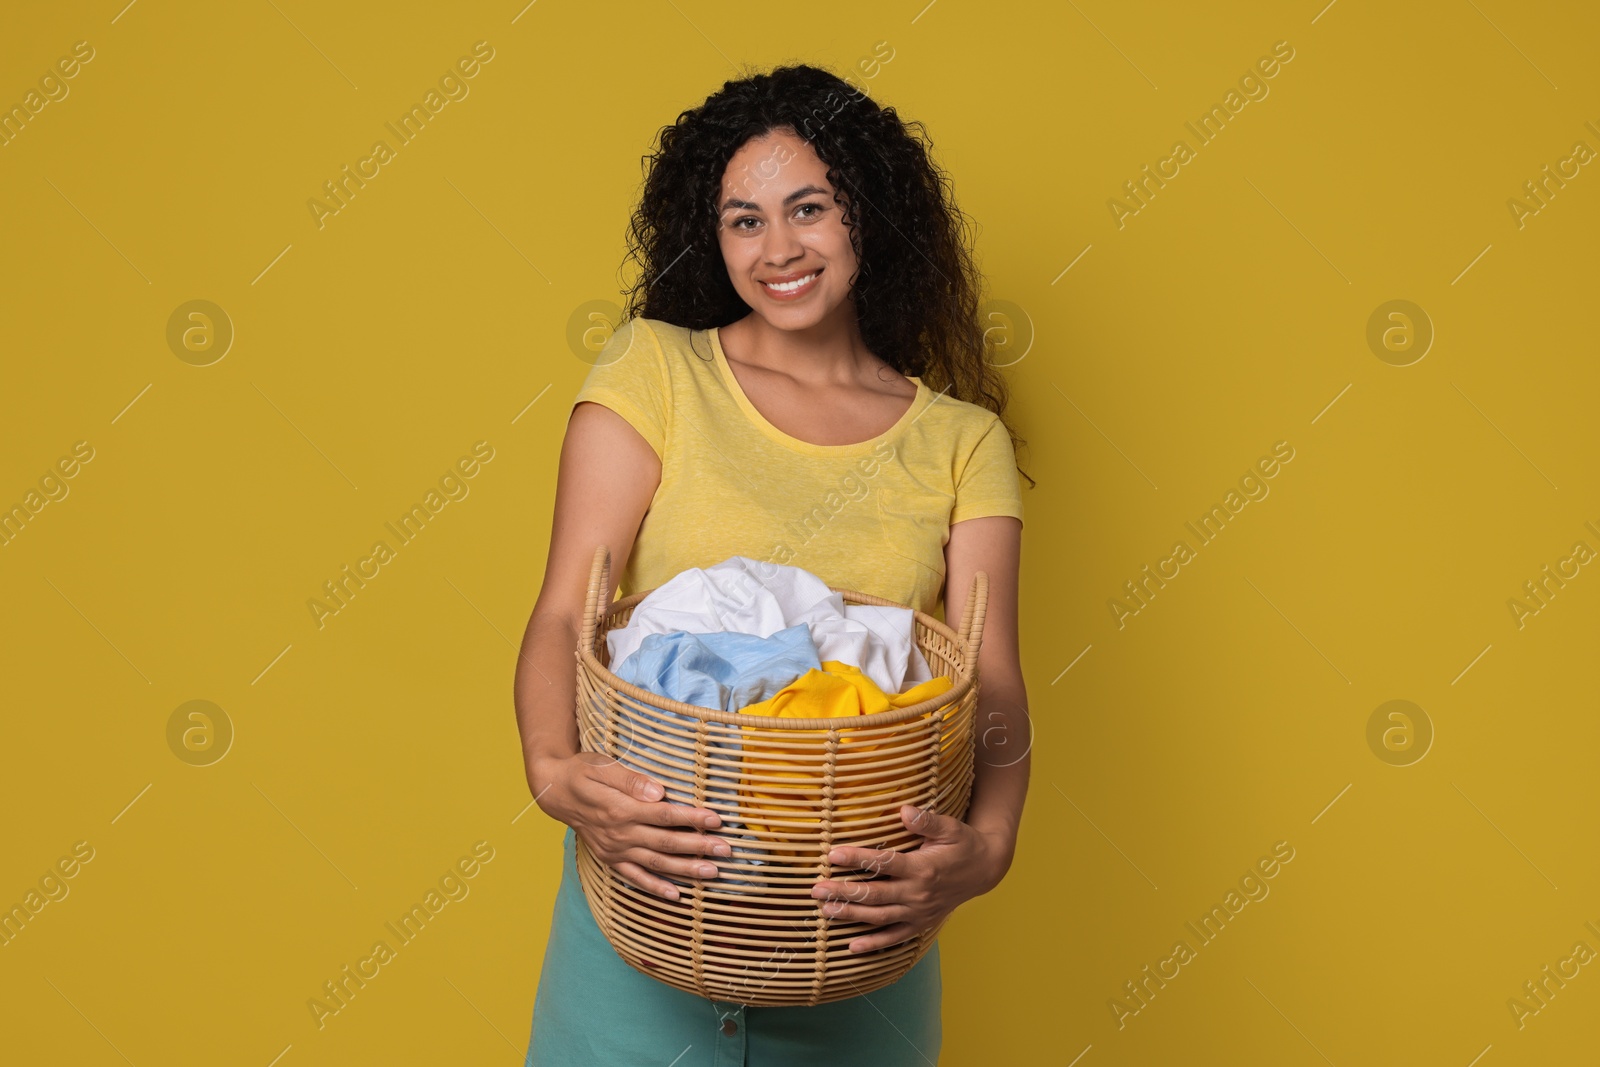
[734,662,957,853]
[573,316,1023,621]
[738,660,955,719]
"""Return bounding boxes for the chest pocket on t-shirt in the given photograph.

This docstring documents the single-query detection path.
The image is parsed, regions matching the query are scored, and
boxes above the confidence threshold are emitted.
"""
[875,485,952,589]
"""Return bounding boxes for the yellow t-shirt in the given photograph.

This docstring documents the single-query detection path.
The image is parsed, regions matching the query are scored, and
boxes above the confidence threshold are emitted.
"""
[573,316,1024,620]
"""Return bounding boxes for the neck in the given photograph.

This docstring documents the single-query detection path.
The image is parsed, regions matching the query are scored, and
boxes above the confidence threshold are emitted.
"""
[722,307,879,386]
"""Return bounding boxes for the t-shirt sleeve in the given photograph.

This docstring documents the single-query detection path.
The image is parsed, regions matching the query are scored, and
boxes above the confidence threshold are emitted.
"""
[571,317,670,459]
[950,415,1024,528]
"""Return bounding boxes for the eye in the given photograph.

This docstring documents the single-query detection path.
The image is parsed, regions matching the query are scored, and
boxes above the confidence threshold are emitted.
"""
[796,203,825,219]
[731,215,760,231]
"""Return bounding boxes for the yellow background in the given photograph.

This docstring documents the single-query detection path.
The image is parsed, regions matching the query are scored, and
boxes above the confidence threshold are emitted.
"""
[2,1,1596,1063]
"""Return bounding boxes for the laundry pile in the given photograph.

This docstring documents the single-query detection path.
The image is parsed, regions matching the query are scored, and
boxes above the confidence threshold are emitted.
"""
[599,556,956,885]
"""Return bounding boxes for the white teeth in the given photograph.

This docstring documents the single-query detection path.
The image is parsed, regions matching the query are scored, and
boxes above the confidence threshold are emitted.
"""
[764,271,817,292]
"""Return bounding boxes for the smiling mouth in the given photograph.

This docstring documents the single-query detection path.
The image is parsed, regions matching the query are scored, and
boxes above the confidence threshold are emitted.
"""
[762,270,820,294]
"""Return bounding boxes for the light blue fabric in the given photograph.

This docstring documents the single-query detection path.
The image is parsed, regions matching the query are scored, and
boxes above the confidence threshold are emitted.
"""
[608,624,821,887]
[611,623,821,713]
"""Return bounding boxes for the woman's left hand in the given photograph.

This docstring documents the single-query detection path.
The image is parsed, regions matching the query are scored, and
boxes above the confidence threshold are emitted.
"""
[809,804,1012,953]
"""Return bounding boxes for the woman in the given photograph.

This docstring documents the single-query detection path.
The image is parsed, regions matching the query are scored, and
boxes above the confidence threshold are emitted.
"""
[515,63,1033,1065]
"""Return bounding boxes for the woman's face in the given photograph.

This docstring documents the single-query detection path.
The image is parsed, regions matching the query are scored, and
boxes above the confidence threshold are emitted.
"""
[715,127,858,331]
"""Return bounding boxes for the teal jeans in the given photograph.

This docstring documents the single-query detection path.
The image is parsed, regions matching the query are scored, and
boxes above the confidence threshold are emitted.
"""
[525,826,943,1065]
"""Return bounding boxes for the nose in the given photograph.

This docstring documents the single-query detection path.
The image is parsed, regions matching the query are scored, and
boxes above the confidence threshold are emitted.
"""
[761,218,805,266]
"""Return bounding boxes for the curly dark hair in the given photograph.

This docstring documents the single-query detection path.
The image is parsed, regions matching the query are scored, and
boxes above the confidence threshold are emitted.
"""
[618,62,1033,490]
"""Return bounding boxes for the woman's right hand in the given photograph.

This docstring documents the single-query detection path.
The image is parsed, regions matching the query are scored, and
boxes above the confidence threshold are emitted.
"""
[531,751,732,901]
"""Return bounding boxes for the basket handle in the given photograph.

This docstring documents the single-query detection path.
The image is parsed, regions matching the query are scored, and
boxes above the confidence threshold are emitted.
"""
[580,543,611,660]
[956,570,989,673]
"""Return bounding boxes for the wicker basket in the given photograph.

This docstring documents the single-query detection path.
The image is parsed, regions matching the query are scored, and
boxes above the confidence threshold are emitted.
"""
[571,544,988,1007]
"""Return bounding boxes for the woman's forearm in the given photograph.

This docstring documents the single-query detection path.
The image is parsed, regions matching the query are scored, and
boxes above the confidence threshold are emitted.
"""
[961,679,1031,888]
[514,607,584,794]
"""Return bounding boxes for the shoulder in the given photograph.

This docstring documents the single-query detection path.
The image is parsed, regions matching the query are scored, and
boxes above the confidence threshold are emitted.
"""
[913,391,1017,489]
[607,317,715,381]
[629,317,699,360]
[916,387,1008,446]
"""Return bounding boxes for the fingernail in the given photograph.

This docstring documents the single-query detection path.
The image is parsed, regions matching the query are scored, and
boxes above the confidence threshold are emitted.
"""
[712,843,731,857]
[664,886,680,901]
[697,863,717,878]
[810,886,828,899]
[823,901,844,915]
[702,814,721,828]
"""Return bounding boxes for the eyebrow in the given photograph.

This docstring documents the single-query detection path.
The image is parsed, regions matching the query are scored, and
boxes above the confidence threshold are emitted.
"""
[719,184,830,213]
